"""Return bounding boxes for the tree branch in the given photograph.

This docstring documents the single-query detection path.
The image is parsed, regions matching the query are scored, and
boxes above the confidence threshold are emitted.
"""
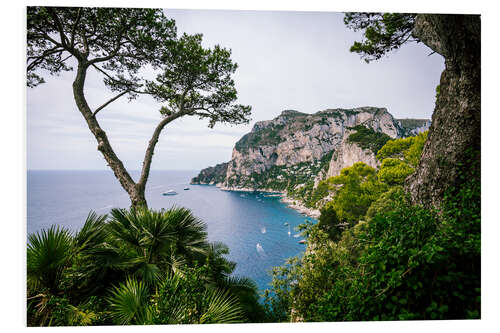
[46,8,70,48]
[88,31,125,65]
[137,109,190,190]
[70,8,82,48]
[93,90,129,117]
[91,63,146,95]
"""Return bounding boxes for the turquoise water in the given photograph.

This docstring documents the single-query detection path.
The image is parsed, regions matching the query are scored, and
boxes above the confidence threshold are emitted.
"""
[27,170,316,292]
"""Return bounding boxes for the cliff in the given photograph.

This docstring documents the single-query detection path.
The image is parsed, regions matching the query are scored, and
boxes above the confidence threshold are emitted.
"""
[406,15,480,208]
[190,162,228,185]
[192,107,429,215]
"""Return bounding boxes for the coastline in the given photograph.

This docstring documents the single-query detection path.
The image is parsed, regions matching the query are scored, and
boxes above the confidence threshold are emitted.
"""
[191,182,320,219]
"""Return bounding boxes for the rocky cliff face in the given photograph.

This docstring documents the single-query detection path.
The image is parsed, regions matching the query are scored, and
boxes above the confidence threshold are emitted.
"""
[407,15,480,208]
[326,130,380,178]
[190,162,228,185]
[222,107,401,189]
[397,119,431,137]
[193,107,421,190]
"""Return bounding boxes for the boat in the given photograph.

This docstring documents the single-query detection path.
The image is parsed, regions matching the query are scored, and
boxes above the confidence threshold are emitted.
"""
[293,233,301,238]
[183,187,190,190]
[299,240,306,244]
[162,190,177,196]
[287,225,291,236]
[284,222,289,226]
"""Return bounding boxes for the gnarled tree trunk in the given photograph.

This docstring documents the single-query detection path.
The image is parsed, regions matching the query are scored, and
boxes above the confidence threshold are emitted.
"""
[72,62,147,208]
[406,14,481,208]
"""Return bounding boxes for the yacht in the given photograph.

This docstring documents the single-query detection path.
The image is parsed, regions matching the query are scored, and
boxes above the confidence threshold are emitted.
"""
[162,190,177,196]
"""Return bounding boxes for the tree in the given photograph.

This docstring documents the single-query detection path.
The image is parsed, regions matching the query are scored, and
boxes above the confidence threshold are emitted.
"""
[326,162,387,225]
[344,13,480,208]
[27,7,251,207]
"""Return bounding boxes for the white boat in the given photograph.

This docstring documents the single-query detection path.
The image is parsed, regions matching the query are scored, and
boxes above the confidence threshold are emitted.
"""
[162,190,177,196]
[183,187,190,191]
[287,225,291,236]
[299,240,306,244]
[293,234,301,238]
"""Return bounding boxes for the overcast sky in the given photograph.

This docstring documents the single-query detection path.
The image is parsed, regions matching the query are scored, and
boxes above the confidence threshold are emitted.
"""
[27,9,445,171]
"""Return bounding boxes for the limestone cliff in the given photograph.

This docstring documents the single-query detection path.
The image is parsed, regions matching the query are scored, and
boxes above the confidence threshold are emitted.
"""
[222,107,400,189]
[326,130,380,178]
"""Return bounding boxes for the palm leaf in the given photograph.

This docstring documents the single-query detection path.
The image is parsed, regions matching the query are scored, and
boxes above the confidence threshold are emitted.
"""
[27,225,73,292]
[199,288,245,324]
[107,277,150,325]
[73,211,108,253]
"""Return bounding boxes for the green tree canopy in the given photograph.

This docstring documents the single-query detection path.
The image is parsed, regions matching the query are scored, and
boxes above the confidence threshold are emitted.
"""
[325,162,387,224]
[344,12,417,62]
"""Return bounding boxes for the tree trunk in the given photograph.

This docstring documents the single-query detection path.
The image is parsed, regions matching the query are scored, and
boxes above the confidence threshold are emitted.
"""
[406,14,481,208]
[72,62,148,208]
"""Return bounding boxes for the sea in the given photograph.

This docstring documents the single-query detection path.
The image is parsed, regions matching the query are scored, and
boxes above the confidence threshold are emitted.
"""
[27,170,316,293]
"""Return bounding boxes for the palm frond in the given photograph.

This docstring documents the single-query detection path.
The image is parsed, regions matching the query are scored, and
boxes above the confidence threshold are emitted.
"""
[222,275,258,293]
[73,211,108,253]
[199,288,245,324]
[107,277,150,325]
[27,225,73,292]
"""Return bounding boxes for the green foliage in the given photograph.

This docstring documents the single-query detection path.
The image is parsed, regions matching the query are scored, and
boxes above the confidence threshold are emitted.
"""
[107,277,151,325]
[27,225,73,293]
[377,158,414,185]
[27,7,177,89]
[366,186,404,219]
[265,152,480,321]
[377,131,427,167]
[347,125,391,154]
[146,33,251,128]
[318,204,342,241]
[344,13,417,63]
[376,131,428,186]
[325,162,387,224]
[149,267,245,324]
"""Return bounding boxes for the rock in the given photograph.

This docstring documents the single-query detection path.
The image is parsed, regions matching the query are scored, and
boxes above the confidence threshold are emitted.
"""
[190,162,228,185]
[326,129,380,178]
[406,14,480,208]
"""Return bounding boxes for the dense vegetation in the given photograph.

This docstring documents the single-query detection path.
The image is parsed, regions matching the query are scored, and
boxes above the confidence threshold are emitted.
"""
[347,125,392,154]
[27,207,267,326]
[264,132,481,321]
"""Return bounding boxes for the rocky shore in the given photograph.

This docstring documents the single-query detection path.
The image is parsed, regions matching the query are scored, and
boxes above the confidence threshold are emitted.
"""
[216,185,320,219]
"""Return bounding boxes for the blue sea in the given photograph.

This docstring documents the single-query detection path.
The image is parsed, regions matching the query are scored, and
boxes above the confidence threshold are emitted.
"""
[27,170,316,293]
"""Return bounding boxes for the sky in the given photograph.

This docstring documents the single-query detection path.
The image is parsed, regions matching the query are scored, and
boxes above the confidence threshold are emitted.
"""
[27,9,445,171]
